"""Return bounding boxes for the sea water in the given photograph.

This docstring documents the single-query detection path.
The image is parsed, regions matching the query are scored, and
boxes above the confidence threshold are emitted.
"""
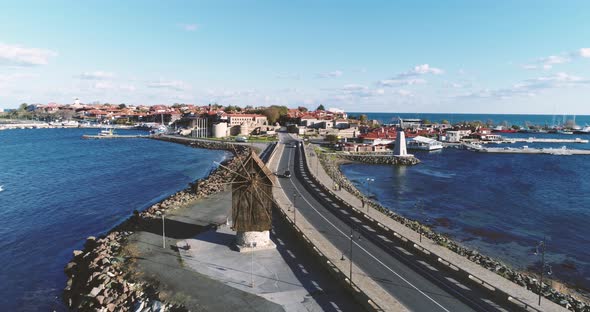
[0,128,229,311]
[341,130,590,291]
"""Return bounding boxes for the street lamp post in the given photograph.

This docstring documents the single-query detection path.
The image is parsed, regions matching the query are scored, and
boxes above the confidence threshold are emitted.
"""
[365,178,375,213]
[162,214,166,248]
[349,227,354,286]
[534,237,552,306]
[415,201,428,243]
[292,193,300,225]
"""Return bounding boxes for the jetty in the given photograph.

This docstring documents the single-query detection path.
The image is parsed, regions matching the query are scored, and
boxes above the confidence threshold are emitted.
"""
[81,134,151,139]
[497,137,589,144]
[475,146,590,155]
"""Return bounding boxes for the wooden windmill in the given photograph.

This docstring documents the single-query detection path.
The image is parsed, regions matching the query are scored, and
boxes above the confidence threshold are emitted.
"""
[231,149,276,252]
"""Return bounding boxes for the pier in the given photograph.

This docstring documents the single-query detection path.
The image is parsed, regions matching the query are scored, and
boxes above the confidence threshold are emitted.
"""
[475,146,590,155]
[81,134,151,139]
[498,137,589,144]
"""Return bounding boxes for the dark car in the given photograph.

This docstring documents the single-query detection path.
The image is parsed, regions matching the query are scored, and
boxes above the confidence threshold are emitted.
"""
[283,170,291,178]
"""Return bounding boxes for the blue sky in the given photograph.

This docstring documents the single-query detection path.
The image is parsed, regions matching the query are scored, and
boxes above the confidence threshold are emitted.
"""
[1,0,590,114]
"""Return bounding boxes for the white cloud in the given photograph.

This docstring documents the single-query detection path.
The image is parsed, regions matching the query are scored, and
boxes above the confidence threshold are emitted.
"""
[275,73,301,80]
[93,81,114,90]
[317,70,343,78]
[0,42,57,66]
[378,64,442,88]
[180,24,199,31]
[120,85,136,92]
[147,80,188,91]
[457,72,589,100]
[395,89,413,97]
[409,64,444,75]
[522,55,570,70]
[0,72,39,83]
[378,78,426,87]
[335,84,385,98]
[79,71,115,80]
[579,48,590,58]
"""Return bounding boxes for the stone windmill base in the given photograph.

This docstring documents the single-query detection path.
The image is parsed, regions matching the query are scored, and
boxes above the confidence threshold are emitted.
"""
[236,230,276,252]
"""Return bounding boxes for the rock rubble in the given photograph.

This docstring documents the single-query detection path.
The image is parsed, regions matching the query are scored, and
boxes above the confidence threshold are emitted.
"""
[63,138,251,311]
[317,151,590,312]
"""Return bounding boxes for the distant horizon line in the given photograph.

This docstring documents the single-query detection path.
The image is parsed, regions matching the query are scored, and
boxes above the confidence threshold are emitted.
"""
[348,112,590,116]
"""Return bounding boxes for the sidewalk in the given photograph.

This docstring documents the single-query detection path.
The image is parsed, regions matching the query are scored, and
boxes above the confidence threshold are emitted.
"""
[268,143,408,312]
[303,143,568,312]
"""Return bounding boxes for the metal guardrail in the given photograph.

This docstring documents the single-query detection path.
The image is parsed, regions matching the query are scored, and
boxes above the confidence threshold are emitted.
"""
[297,143,547,312]
[272,199,385,312]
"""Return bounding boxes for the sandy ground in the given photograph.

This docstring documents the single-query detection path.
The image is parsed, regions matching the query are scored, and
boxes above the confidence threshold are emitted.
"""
[122,190,361,311]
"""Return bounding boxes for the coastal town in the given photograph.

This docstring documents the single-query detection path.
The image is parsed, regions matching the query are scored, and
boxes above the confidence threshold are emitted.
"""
[3,100,590,156]
[2,100,590,311]
[4,2,590,312]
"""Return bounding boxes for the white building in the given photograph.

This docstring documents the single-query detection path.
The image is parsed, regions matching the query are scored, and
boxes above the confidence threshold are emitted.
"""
[407,136,443,151]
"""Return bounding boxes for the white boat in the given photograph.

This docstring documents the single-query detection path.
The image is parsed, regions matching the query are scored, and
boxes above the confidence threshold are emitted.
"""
[556,130,573,135]
[98,128,114,136]
[575,125,590,134]
[407,136,443,151]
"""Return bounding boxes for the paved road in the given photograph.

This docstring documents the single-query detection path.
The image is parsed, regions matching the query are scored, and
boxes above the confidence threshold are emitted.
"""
[275,134,517,312]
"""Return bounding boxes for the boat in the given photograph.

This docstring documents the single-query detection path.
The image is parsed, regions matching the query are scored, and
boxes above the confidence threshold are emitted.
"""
[556,129,573,135]
[98,128,114,136]
[407,136,443,151]
[491,126,518,133]
[0,185,4,192]
[574,125,590,134]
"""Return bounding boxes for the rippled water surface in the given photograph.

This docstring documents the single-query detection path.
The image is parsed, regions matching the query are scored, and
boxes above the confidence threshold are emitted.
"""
[341,134,590,291]
[0,128,228,311]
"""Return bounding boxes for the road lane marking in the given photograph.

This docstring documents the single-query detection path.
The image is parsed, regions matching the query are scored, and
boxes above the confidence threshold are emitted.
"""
[284,173,451,312]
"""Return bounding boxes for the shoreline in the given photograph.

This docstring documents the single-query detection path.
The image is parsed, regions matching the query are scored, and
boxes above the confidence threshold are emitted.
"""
[319,152,590,310]
[63,137,251,311]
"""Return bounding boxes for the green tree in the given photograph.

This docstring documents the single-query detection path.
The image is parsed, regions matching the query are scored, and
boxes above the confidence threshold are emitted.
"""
[325,134,339,144]
[118,103,127,109]
[298,106,308,112]
[441,119,450,124]
[316,104,325,111]
[263,107,280,124]
[225,105,241,113]
[359,114,368,124]
[422,119,432,125]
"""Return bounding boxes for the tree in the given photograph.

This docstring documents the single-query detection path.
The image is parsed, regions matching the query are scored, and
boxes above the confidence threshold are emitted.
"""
[316,104,325,111]
[263,107,280,124]
[325,134,339,144]
[298,106,308,112]
[359,114,368,124]
[118,104,127,109]
[441,119,450,124]
[225,105,241,113]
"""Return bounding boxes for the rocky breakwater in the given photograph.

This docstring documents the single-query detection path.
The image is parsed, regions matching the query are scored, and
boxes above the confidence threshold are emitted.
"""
[63,140,250,311]
[317,151,590,311]
[335,153,420,166]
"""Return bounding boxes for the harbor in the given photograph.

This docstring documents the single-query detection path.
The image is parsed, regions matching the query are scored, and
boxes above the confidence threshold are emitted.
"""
[81,134,151,139]
[473,145,590,155]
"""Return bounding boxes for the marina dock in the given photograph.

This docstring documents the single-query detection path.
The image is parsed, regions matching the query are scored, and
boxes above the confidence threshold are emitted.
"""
[82,134,151,139]
[475,146,590,155]
[497,137,589,144]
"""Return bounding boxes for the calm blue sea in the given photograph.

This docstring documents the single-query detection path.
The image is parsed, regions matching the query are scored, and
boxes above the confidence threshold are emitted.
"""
[341,128,590,291]
[349,112,590,128]
[0,128,229,311]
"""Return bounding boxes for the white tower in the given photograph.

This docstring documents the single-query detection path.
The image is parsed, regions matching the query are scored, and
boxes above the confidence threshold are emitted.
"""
[74,98,80,106]
[393,128,408,157]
